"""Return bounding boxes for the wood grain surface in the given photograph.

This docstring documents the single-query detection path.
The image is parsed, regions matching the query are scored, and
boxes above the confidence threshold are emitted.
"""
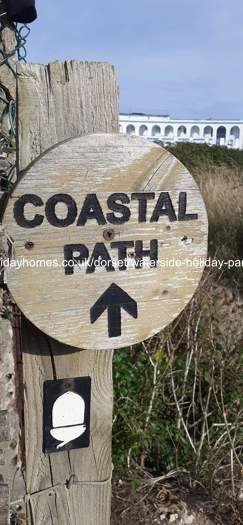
[4,134,208,350]
[0,485,9,525]
[0,24,27,525]
[14,60,118,525]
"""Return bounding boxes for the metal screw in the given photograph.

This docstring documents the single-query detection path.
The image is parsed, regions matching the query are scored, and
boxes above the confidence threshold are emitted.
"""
[64,380,72,390]
[25,241,34,250]
[103,228,115,241]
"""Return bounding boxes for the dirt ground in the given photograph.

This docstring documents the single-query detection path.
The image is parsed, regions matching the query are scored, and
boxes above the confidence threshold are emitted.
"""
[111,479,243,525]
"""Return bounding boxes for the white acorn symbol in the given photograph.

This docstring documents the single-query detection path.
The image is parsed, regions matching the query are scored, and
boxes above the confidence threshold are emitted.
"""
[50,391,86,449]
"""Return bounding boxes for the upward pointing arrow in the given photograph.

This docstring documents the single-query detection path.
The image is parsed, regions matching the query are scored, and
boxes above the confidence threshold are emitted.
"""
[90,283,138,338]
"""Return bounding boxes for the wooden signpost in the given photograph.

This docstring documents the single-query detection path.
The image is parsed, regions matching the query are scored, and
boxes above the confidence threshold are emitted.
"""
[7,59,118,525]
[0,45,208,524]
[3,133,208,350]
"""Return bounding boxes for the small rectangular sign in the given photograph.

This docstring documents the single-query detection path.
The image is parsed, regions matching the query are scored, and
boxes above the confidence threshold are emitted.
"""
[43,377,91,454]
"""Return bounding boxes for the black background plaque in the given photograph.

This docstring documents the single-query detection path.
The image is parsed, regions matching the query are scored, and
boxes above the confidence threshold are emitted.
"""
[43,376,91,454]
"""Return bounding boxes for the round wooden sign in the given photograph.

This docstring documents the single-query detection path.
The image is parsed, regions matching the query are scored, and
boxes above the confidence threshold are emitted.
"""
[3,134,208,350]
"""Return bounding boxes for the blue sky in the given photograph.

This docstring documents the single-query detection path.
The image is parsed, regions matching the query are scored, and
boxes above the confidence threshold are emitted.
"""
[28,0,243,118]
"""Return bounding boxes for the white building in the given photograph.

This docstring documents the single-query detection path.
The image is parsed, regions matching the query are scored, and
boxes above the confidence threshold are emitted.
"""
[119,113,243,149]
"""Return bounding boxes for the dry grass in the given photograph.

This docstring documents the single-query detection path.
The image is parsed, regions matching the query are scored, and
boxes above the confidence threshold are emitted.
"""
[164,272,243,500]
[113,158,243,522]
[193,164,243,259]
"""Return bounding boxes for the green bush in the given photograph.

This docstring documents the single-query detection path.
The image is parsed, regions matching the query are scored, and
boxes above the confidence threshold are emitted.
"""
[166,142,243,173]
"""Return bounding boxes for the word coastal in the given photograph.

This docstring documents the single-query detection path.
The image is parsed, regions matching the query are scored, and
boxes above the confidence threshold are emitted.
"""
[13,191,199,274]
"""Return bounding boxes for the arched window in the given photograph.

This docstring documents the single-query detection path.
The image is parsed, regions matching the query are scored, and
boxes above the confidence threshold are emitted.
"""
[230,126,240,139]
[178,125,187,137]
[230,126,240,148]
[152,125,161,137]
[165,125,174,138]
[139,125,148,137]
[216,126,226,145]
[204,126,213,138]
[126,124,135,136]
[190,126,200,138]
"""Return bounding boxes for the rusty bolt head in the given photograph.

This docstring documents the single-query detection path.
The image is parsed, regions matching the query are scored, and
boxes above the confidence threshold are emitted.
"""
[103,228,115,241]
[25,241,34,250]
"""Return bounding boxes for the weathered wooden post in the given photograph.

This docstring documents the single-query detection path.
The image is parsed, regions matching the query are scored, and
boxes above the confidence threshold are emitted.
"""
[1,25,208,525]
[0,20,26,525]
[17,61,118,524]
[1,56,118,523]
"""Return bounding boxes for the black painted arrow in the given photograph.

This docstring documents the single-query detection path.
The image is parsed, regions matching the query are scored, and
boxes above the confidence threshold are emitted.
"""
[90,283,138,338]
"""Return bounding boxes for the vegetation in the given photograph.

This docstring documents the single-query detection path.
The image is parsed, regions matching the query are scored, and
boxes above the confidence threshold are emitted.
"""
[170,143,243,262]
[112,144,243,509]
[167,142,243,173]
